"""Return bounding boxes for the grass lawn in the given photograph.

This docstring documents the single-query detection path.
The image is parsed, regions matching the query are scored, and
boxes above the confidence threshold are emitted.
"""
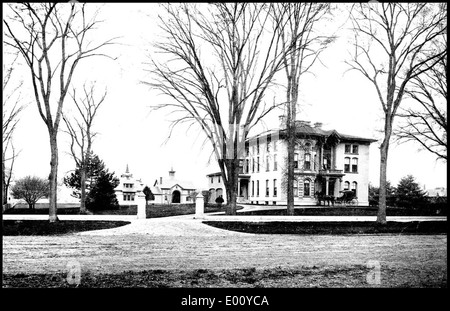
[2,265,446,288]
[236,206,447,216]
[203,220,447,235]
[3,203,241,217]
[2,220,130,236]
[92,203,238,218]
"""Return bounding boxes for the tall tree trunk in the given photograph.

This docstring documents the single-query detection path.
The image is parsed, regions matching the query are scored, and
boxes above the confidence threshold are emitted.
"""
[79,167,87,214]
[286,124,295,215]
[224,158,239,215]
[286,85,296,216]
[377,119,392,225]
[48,130,59,222]
[2,161,7,206]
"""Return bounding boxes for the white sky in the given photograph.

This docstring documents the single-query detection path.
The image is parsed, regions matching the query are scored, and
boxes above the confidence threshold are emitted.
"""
[3,3,447,191]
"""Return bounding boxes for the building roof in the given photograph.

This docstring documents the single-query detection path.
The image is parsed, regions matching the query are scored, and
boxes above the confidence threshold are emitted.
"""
[247,122,377,144]
[153,169,197,192]
[157,178,196,190]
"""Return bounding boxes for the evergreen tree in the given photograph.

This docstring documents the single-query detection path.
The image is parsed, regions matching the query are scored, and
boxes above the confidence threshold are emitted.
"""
[369,181,396,202]
[63,153,105,199]
[87,170,119,210]
[143,186,155,201]
[395,175,428,208]
[64,153,119,210]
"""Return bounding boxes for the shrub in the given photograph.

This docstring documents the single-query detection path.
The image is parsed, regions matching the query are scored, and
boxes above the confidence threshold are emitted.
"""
[215,195,224,205]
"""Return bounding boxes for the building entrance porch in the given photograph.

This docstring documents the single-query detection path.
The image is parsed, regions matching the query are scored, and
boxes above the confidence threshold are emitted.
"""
[237,178,249,203]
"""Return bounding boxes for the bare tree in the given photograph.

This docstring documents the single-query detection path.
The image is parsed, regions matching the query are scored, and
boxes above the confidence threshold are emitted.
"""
[395,52,447,161]
[4,3,117,222]
[11,175,50,210]
[63,83,106,214]
[145,3,291,215]
[272,3,334,215]
[347,3,446,224]
[2,53,25,206]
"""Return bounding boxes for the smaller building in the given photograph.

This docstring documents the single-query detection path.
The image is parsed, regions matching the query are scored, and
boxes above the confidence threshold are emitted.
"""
[206,172,225,204]
[114,165,145,205]
[152,168,197,204]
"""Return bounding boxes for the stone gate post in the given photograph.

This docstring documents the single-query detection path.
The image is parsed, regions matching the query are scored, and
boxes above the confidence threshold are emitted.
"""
[195,193,204,219]
[136,191,147,219]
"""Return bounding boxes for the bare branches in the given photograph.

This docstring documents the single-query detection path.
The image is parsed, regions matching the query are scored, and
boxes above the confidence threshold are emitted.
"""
[144,3,298,213]
[395,56,447,161]
[62,82,106,212]
[4,3,117,219]
[346,2,447,223]
[63,82,107,166]
[3,3,117,131]
[145,4,292,166]
[3,51,25,204]
[347,3,447,115]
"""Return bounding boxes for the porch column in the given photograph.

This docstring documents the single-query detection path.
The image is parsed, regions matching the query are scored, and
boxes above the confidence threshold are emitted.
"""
[320,144,324,170]
[332,146,336,170]
[325,177,329,196]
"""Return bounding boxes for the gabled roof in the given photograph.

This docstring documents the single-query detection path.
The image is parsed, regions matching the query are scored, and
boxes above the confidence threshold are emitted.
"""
[154,178,196,191]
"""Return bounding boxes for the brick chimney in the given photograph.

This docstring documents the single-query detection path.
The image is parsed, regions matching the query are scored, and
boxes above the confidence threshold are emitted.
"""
[296,120,311,127]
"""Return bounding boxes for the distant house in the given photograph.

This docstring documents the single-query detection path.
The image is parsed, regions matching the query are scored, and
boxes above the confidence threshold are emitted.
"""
[152,168,197,204]
[426,187,447,202]
[114,165,145,205]
[206,117,377,206]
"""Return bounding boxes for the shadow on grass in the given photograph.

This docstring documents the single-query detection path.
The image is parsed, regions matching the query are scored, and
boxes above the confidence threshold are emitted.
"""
[203,221,447,235]
[236,206,447,216]
[2,220,131,236]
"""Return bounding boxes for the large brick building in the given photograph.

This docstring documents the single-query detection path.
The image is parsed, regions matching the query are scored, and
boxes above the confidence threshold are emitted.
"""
[207,118,377,206]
